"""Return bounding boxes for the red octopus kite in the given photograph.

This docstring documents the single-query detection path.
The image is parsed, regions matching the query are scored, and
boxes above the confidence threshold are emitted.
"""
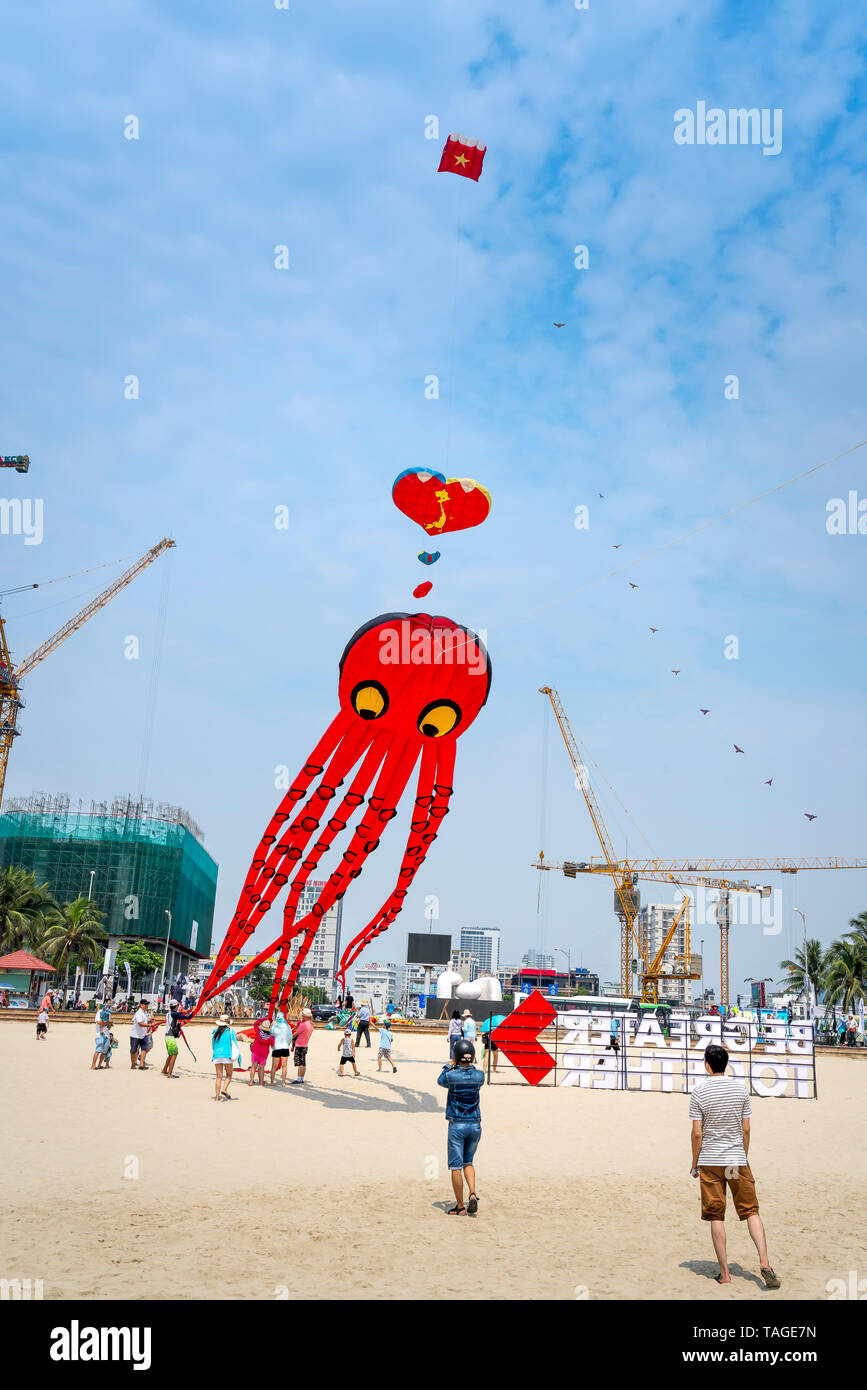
[194,612,491,1016]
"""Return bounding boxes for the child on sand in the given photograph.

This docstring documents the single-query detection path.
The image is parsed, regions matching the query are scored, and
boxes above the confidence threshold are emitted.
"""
[249,1017,274,1085]
[376,1019,397,1073]
[338,1026,358,1077]
[36,1007,48,1040]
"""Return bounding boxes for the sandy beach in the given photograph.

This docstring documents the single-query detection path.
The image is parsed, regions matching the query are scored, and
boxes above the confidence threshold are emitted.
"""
[2,1018,863,1302]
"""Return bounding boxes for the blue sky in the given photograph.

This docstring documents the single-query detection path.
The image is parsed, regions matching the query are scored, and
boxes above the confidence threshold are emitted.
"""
[1,0,866,996]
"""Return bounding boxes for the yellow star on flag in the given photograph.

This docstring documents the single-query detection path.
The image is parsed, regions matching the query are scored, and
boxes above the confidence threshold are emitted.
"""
[454,153,469,168]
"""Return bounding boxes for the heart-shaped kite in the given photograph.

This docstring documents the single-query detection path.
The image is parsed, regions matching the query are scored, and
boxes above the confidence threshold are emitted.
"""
[418,550,441,565]
[393,468,491,536]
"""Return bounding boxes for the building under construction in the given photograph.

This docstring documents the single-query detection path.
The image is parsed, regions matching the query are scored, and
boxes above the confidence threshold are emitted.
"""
[0,792,218,991]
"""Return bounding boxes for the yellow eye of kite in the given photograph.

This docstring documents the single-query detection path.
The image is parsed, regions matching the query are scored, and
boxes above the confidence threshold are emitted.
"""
[351,681,389,720]
[417,700,461,738]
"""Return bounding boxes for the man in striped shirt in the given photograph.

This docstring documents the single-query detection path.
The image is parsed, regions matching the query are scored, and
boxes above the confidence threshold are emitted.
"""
[689,1043,781,1288]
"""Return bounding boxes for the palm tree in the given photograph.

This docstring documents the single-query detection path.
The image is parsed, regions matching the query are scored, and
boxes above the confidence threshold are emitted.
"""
[0,866,56,954]
[844,909,867,955]
[779,937,825,1006]
[41,896,108,1003]
[821,937,867,1014]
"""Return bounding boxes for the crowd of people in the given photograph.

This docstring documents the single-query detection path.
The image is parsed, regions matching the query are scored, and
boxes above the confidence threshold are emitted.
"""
[27,979,816,1274]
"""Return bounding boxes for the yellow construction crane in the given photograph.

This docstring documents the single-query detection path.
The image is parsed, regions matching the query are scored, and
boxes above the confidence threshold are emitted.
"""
[0,538,175,812]
[537,686,867,1003]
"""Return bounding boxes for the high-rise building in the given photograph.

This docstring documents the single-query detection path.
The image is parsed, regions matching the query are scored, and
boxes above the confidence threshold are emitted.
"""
[0,792,218,988]
[638,902,690,1005]
[294,879,343,998]
[459,927,500,975]
[523,949,555,969]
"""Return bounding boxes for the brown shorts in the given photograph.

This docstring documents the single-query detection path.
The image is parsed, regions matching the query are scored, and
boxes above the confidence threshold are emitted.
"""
[699,1164,760,1222]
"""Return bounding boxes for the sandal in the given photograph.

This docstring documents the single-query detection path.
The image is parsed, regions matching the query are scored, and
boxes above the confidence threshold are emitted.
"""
[447,1205,467,1216]
[467,1193,479,1214]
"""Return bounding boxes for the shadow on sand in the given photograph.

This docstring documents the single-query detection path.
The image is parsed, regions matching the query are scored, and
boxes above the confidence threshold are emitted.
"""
[679,1259,767,1289]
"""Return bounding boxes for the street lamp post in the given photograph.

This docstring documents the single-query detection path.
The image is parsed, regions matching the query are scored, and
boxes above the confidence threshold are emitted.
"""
[160,909,172,1000]
[554,947,572,994]
[87,869,95,902]
[700,938,704,1007]
[794,908,810,1019]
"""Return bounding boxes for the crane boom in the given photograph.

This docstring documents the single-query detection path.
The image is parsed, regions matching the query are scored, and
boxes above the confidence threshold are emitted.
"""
[0,537,175,810]
[536,858,867,878]
[16,538,175,678]
[583,857,866,874]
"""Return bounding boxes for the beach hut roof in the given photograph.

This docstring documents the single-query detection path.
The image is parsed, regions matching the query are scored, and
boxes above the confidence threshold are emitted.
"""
[0,951,55,972]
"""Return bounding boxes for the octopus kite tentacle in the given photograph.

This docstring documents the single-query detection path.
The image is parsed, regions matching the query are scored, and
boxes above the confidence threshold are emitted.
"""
[333,741,455,993]
[199,723,377,1007]
[200,736,421,1010]
[273,738,424,1007]
[262,733,393,1015]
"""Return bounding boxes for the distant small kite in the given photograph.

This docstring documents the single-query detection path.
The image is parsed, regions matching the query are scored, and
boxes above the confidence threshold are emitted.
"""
[650,626,659,633]
[418,551,441,565]
[764,779,773,786]
[613,544,622,549]
[804,812,818,821]
[553,322,565,328]
[413,581,433,599]
[629,582,638,590]
[672,669,680,676]
[699,709,709,714]
[598,493,605,499]
[734,745,744,754]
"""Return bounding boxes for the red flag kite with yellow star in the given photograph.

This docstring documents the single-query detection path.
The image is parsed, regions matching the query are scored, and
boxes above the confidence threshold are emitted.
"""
[437,133,486,182]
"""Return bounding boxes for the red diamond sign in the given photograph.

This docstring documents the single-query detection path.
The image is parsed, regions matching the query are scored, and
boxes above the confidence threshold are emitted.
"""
[491,989,557,1084]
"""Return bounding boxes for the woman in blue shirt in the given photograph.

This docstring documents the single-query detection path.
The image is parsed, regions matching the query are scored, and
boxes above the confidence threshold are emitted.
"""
[211,1014,238,1101]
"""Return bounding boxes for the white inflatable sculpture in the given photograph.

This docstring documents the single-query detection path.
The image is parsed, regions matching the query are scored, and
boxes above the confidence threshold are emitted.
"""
[435,969,462,999]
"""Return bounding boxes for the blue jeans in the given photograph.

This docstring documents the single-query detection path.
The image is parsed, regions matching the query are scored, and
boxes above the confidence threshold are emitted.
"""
[447,1121,481,1171]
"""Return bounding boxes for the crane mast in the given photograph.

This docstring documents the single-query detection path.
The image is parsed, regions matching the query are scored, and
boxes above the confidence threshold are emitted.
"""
[539,686,648,995]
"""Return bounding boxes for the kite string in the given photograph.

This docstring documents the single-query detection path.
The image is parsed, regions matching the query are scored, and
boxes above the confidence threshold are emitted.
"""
[497,438,867,634]
[443,437,867,660]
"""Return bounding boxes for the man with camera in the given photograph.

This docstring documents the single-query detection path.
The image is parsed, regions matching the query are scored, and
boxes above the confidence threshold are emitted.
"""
[437,1038,485,1216]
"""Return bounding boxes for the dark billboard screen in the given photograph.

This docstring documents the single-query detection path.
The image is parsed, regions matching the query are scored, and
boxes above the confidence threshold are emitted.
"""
[406,932,451,965]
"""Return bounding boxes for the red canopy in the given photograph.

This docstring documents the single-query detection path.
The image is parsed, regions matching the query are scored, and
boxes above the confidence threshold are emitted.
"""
[0,951,55,972]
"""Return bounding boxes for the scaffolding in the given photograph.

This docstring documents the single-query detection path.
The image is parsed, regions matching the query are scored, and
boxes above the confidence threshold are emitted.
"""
[0,791,217,959]
[2,791,206,848]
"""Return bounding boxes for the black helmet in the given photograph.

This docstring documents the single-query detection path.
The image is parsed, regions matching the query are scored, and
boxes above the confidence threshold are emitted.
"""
[452,1039,476,1064]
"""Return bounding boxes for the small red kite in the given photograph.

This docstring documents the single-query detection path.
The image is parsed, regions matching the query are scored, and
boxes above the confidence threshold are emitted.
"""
[438,134,486,182]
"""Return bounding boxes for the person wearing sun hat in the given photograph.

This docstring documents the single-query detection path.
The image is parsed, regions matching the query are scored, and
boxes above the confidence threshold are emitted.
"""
[211,1013,238,1101]
[270,1009,293,1086]
[249,1015,274,1086]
